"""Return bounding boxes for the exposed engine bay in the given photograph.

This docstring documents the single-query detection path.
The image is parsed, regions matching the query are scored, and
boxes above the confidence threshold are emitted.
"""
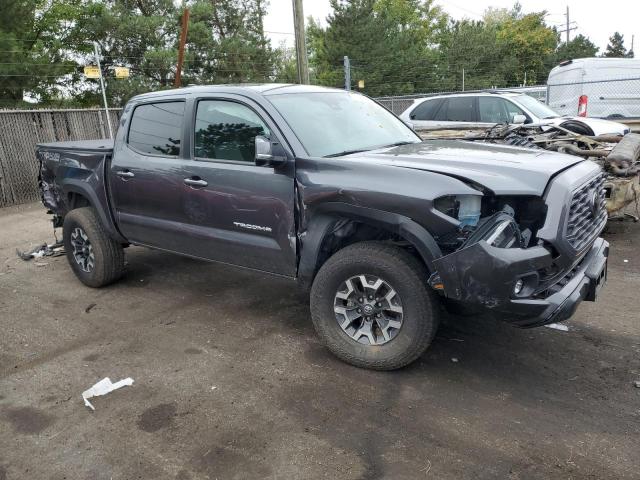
[433,194,547,254]
[420,126,640,221]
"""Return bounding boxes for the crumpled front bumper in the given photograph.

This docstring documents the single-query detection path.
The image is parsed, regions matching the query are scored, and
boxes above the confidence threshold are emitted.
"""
[432,237,609,328]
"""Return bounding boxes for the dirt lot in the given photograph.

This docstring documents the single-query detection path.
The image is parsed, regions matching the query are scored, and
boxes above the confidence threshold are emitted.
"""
[0,202,639,480]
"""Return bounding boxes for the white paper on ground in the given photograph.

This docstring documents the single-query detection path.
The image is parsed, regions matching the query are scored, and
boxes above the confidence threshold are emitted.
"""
[545,323,569,332]
[82,377,134,410]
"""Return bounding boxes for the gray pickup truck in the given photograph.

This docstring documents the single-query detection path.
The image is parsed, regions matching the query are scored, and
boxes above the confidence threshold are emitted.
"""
[37,84,609,370]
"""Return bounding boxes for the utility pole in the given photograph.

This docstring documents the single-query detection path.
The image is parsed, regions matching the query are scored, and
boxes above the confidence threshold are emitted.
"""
[462,68,465,91]
[174,8,190,88]
[343,56,351,91]
[560,6,577,44]
[93,42,113,139]
[292,0,310,84]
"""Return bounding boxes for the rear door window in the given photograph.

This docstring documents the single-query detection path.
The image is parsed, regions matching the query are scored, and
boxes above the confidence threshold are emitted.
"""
[444,96,476,122]
[127,101,185,156]
[410,98,443,120]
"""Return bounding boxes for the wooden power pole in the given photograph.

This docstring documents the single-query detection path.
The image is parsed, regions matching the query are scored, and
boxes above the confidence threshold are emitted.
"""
[174,8,190,88]
[292,0,310,84]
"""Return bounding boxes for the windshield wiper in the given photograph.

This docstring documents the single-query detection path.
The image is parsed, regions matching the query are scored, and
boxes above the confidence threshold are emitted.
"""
[379,141,417,148]
[323,141,418,158]
[323,148,371,158]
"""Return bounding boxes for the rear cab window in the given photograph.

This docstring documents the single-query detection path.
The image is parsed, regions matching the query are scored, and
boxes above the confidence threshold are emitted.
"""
[127,101,185,156]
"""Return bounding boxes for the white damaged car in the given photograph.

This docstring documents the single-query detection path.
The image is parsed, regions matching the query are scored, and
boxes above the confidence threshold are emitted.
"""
[398,91,630,136]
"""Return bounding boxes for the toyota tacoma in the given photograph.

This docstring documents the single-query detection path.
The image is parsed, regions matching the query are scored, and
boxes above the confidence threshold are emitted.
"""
[37,84,609,370]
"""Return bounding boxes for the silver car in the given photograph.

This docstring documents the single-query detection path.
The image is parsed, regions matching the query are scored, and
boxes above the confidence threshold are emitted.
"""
[398,91,630,136]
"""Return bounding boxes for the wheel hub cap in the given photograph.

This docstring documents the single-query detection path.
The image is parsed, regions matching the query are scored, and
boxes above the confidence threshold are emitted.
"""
[333,274,404,346]
[70,227,95,273]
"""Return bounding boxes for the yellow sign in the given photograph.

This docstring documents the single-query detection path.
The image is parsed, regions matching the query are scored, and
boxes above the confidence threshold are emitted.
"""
[114,67,130,79]
[358,79,365,89]
[84,66,100,78]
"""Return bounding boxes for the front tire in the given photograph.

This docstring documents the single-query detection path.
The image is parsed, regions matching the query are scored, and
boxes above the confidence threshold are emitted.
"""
[63,207,125,288]
[310,242,439,370]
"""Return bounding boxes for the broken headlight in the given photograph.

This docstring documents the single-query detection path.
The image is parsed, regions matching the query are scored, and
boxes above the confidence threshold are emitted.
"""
[462,209,525,249]
[434,194,482,227]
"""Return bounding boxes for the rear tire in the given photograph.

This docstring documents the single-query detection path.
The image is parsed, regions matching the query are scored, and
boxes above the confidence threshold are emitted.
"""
[310,241,439,370]
[63,207,125,288]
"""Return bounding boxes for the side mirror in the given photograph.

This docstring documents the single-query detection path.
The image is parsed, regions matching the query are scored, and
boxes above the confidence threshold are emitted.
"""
[255,135,287,167]
[512,114,527,124]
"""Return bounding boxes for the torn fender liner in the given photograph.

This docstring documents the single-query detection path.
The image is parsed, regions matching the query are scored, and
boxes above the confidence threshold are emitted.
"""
[432,241,552,308]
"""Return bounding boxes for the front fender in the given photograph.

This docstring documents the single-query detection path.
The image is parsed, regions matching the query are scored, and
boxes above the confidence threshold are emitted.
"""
[297,203,442,288]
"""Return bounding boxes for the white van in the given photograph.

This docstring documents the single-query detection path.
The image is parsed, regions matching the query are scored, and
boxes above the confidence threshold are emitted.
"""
[547,58,640,119]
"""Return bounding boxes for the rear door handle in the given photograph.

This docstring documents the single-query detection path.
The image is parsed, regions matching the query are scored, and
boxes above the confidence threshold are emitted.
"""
[115,170,135,179]
[184,177,208,188]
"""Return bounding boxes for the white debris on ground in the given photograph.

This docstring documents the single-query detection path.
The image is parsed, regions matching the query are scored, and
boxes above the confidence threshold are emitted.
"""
[545,323,569,332]
[82,377,134,411]
[634,380,640,388]
[16,241,64,261]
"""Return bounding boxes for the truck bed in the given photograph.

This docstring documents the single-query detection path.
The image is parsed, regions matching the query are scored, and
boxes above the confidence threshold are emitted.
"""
[36,138,114,153]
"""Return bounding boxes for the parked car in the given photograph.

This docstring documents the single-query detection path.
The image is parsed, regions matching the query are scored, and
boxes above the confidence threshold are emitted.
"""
[37,84,608,370]
[547,57,640,119]
[398,91,630,136]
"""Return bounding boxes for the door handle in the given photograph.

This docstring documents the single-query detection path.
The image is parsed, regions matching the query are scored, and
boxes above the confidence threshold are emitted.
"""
[115,170,135,179]
[184,177,208,188]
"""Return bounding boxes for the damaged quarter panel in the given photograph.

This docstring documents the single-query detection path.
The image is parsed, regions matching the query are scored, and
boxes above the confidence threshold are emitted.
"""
[37,139,125,242]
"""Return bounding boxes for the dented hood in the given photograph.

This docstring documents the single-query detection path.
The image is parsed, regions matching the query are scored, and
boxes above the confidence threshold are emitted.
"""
[348,140,584,196]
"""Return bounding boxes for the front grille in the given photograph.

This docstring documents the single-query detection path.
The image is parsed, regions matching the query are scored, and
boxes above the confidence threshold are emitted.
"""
[566,173,607,251]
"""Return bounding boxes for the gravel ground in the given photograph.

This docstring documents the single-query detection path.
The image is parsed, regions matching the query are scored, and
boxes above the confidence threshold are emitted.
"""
[0,202,639,480]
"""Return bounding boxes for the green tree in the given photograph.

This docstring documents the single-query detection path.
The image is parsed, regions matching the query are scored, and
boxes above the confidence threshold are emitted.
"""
[308,0,447,96]
[494,10,557,86]
[71,0,180,106]
[69,0,275,106]
[0,0,81,107]
[185,0,274,86]
[603,32,630,58]
[437,4,557,90]
[437,19,514,91]
[555,34,598,62]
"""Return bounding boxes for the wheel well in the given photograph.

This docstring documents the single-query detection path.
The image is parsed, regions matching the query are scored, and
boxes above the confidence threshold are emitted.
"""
[313,219,425,277]
[67,191,91,210]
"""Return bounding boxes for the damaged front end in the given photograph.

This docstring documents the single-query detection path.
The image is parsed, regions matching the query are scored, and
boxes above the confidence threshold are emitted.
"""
[427,163,609,327]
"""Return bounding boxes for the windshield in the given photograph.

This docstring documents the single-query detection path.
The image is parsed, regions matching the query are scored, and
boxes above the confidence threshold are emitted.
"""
[267,91,420,157]
[515,94,560,119]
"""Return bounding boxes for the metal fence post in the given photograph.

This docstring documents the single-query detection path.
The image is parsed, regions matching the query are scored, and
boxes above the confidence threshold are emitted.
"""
[344,56,351,91]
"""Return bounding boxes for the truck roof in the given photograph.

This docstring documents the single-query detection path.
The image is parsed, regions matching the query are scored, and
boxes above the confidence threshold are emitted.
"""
[129,83,340,102]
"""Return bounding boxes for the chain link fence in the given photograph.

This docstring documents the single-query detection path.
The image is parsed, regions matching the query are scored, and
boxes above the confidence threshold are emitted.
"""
[0,108,120,208]
[547,77,640,119]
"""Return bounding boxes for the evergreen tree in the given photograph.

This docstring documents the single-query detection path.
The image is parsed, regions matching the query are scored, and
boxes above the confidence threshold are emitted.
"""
[308,0,446,96]
[555,34,598,62]
[603,32,629,58]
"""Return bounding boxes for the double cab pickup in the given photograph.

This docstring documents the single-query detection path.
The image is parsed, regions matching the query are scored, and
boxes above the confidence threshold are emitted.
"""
[37,84,609,369]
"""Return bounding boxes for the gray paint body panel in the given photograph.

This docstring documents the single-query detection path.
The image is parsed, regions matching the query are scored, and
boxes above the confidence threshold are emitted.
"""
[35,84,607,327]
